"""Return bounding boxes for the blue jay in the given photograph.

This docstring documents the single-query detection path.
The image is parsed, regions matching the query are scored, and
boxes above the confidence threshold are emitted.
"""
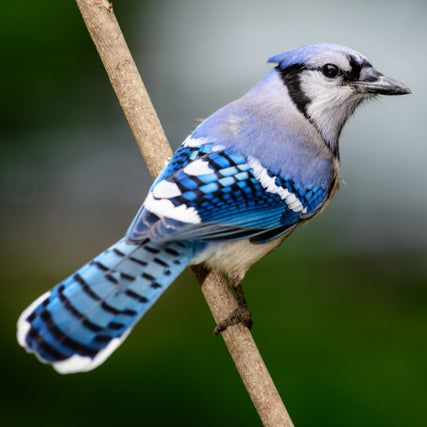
[17,44,410,373]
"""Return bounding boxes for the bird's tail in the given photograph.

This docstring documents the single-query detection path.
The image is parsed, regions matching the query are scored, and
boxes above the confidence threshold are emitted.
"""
[17,238,201,374]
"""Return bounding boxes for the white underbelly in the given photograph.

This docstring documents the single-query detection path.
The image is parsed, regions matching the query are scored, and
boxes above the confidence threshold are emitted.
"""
[191,232,291,282]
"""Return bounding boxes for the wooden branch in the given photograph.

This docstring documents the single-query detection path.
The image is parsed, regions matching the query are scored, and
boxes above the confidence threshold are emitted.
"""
[75,1,294,425]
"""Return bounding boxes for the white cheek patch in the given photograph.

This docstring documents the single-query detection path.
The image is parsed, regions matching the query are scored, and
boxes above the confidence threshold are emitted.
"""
[144,193,201,224]
[248,157,307,214]
[301,72,353,109]
[183,159,213,176]
[300,71,356,144]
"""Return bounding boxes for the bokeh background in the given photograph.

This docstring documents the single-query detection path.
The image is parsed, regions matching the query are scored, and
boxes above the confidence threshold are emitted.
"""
[2,1,426,426]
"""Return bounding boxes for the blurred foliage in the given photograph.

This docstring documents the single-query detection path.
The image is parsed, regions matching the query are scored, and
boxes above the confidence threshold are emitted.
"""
[1,2,90,129]
[0,1,142,130]
[3,239,427,427]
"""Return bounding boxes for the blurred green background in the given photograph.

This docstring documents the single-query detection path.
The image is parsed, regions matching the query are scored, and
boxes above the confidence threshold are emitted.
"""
[1,1,427,426]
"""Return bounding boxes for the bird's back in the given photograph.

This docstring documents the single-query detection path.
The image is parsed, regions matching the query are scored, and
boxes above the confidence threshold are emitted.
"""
[191,69,340,191]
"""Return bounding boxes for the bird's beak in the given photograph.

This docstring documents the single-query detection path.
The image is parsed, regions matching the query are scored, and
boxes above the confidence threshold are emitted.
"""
[352,67,411,96]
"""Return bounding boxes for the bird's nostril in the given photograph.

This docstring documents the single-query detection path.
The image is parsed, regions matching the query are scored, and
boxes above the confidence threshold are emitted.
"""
[361,67,382,82]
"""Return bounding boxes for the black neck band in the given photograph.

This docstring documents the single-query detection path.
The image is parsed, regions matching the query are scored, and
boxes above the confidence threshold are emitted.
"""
[275,64,311,119]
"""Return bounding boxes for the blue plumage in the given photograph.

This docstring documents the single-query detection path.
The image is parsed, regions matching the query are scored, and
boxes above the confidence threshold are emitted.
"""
[19,238,202,373]
[17,44,410,373]
[129,144,328,245]
[267,43,366,70]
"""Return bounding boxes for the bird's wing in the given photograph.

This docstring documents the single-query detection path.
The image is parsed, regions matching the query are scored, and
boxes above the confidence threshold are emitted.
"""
[127,139,331,245]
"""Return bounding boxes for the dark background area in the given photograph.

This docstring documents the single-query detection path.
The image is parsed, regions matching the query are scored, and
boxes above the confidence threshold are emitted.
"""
[1,1,426,426]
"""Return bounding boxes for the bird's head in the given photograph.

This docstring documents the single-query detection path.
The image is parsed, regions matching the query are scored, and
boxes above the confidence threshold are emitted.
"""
[269,44,411,155]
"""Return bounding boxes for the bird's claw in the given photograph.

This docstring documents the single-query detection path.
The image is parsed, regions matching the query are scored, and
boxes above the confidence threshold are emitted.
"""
[213,307,253,336]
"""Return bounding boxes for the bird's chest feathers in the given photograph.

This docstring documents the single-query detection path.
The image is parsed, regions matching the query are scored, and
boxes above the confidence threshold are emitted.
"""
[192,233,291,280]
[224,115,336,190]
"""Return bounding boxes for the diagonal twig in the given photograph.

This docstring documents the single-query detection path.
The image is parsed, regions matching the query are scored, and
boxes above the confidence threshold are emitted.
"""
[75,1,294,425]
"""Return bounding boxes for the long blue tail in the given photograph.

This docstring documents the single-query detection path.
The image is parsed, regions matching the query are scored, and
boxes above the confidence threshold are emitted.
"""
[17,238,202,373]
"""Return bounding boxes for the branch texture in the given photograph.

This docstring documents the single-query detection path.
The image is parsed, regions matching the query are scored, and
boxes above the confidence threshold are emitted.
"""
[75,1,294,425]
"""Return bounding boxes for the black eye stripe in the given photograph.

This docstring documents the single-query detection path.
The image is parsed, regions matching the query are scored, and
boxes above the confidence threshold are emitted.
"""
[306,56,373,82]
[275,55,372,120]
[346,55,362,81]
[343,56,373,82]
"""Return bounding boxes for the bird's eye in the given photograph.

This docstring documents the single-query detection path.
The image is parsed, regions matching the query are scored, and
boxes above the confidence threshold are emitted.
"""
[322,64,339,78]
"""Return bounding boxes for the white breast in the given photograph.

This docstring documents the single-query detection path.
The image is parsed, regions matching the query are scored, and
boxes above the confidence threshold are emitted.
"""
[191,231,292,283]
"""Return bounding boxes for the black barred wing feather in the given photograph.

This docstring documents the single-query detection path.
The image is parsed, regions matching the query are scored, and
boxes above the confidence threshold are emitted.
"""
[18,239,201,373]
[128,145,330,245]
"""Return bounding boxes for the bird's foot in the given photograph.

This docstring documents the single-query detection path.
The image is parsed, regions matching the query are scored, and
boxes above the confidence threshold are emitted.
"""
[213,306,253,336]
[213,277,253,336]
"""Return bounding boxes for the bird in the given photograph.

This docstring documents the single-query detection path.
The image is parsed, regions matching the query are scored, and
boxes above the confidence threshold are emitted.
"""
[17,43,411,374]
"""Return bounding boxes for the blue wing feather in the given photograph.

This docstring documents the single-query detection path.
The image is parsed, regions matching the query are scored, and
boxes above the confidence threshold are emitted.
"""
[127,141,330,245]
